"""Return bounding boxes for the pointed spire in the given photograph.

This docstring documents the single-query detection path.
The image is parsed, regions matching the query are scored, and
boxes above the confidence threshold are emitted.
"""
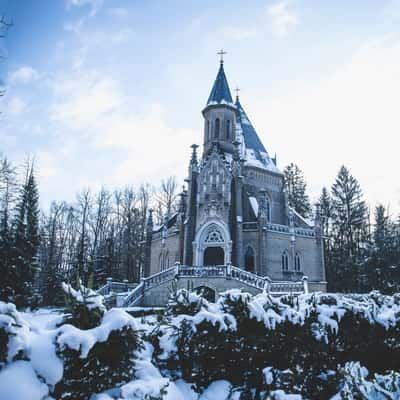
[206,61,233,106]
[190,144,199,165]
[146,209,153,232]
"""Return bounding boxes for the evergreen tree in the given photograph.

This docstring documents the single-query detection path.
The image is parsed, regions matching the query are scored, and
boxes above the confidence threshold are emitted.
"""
[331,166,368,258]
[373,204,388,259]
[283,163,311,217]
[0,157,17,302]
[11,163,40,307]
[329,166,368,291]
[317,187,332,239]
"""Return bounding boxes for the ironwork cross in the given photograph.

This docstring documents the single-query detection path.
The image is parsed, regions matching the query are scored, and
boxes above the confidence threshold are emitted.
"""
[217,49,227,63]
[235,87,240,97]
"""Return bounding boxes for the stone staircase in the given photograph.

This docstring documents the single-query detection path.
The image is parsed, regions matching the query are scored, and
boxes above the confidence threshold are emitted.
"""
[98,264,309,308]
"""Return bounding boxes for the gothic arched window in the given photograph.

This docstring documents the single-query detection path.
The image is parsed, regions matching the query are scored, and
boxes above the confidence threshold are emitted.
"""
[226,120,231,140]
[245,246,255,272]
[206,120,210,140]
[282,251,289,271]
[204,227,224,244]
[294,252,301,271]
[215,118,220,139]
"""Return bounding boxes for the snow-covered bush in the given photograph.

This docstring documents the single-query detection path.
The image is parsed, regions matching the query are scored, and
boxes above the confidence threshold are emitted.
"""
[334,362,400,399]
[62,281,106,329]
[54,284,143,399]
[0,302,29,370]
[152,289,400,398]
[165,288,207,317]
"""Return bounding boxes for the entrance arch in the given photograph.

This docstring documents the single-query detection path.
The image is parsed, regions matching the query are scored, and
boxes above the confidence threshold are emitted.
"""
[204,247,224,266]
[193,221,232,266]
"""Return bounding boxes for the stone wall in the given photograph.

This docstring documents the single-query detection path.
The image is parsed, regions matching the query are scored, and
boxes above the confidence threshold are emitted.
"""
[142,276,262,307]
[150,232,181,276]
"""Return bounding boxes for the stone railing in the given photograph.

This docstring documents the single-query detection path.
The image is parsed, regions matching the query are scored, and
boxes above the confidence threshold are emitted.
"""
[269,281,304,294]
[230,265,266,290]
[266,223,290,233]
[143,265,178,289]
[97,278,138,295]
[178,265,227,278]
[294,228,315,237]
[117,264,310,307]
[122,281,144,307]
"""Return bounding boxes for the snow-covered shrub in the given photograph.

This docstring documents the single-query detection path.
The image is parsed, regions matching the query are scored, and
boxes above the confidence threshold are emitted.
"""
[56,283,142,399]
[334,361,400,399]
[0,302,29,370]
[165,288,207,317]
[62,281,106,329]
[54,308,143,399]
[152,289,400,398]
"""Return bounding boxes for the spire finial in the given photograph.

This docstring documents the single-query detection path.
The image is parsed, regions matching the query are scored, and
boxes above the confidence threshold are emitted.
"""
[235,86,240,100]
[190,144,199,164]
[217,49,227,64]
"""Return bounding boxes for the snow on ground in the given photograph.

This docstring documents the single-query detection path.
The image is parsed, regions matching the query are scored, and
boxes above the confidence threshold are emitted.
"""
[1,289,400,399]
[0,360,49,400]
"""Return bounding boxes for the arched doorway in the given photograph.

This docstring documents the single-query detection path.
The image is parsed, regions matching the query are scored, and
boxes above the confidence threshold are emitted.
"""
[245,246,255,272]
[195,286,216,302]
[204,247,224,265]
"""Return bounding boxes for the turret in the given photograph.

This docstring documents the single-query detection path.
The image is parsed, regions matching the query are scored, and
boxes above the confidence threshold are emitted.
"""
[202,57,237,156]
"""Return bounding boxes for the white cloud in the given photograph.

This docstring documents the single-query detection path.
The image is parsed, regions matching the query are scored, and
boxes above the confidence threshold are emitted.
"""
[50,73,123,130]
[7,96,26,115]
[267,0,299,37]
[9,66,39,84]
[47,70,197,190]
[108,7,129,18]
[66,0,104,17]
[250,34,400,212]
[218,26,258,40]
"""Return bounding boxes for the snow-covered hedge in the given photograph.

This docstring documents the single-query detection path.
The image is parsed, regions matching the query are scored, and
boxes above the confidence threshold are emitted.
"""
[152,289,400,398]
[0,287,399,399]
[0,283,144,400]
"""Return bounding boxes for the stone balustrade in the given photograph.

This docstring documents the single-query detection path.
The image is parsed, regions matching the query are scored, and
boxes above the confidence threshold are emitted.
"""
[101,263,310,307]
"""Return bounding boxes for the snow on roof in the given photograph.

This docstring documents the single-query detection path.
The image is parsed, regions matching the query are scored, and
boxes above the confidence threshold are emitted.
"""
[249,196,259,217]
[290,207,314,228]
[206,62,234,106]
[235,97,282,174]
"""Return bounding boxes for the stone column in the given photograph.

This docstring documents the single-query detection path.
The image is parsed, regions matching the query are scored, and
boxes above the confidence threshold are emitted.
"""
[143,209,153,278]
[235,176,244,267]
[183,145,199,266]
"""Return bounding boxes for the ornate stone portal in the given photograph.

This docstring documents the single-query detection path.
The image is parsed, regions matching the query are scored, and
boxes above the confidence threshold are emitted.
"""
[193,222,232,266]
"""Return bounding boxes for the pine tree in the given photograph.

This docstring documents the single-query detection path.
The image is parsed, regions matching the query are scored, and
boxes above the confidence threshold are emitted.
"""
[329,166,368,291]
[11,162,40,307]
[283,163,311,217]
[331,166,368,258]
[0,157,17,302]
[373,204,388,259]
[317,187,332,239]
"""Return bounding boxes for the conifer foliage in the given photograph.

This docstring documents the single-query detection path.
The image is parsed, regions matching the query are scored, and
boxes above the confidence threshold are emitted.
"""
[0,159,39,307]
[283,163,311,217]
[152,289,400,399]
[54,282,143,399]
[319,165,400,293]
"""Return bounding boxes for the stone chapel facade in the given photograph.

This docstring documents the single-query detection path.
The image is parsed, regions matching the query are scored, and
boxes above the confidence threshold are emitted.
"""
[144,60,327,290]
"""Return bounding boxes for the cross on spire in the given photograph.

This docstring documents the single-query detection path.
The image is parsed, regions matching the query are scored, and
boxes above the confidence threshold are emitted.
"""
[235,86,240,98]
[217,49,227,64]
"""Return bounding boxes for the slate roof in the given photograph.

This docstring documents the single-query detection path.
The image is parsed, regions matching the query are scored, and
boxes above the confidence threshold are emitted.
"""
[206,62,234,105]
[235,97,267,154]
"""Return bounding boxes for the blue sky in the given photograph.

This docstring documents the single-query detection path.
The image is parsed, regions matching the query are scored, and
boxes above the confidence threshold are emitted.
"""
[0,0,399,213]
